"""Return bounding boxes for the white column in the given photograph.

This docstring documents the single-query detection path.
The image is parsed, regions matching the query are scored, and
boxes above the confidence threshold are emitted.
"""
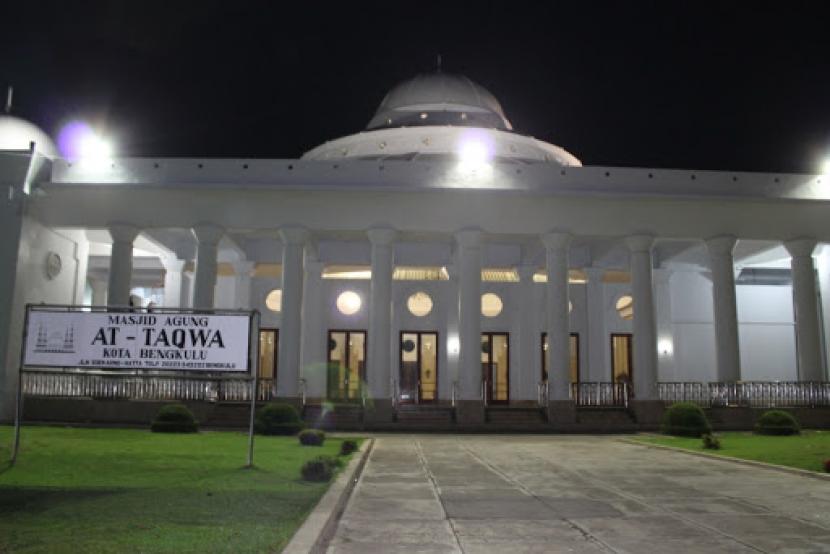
[367,227,397,401]
[107,223,139,306]
[231,261,255,309]
[90,278,108,306]
[585,267,606,381]
[455,229,483,400]
[784,238,824,381]
[300,258,326,399]
[191,224,224,309]
[706,235,741,382]
[277,226,308,398]
[161,257,186,308]
[542,232,572,402]
[626,235,658,400]
[516,265,539,401]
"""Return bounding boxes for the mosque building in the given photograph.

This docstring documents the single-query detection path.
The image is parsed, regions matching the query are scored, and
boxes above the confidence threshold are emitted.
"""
[1,73,828,429]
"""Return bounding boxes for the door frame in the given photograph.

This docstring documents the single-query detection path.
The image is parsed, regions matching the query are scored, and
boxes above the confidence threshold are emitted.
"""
[399,330,439,404]
[481,332,510,405]
[610,332,633,384]
[327,329,368,402]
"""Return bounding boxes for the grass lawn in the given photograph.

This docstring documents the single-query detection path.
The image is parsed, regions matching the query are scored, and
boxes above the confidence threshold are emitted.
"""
[634,430,830,473]
[0,425,360,553]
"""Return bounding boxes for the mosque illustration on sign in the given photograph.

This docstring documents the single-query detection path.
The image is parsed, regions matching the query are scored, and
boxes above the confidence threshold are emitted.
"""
[33,323,76,355]
[1,72,829,429]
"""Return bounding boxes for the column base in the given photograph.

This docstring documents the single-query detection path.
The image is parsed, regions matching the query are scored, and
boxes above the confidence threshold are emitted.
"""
[364,399,394,424]
[548,399,577,425]
[455,400,485,424]
[630,400,665,430]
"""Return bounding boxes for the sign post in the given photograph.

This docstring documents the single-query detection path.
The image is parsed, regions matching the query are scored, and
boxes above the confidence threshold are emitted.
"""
[12,305,260,466]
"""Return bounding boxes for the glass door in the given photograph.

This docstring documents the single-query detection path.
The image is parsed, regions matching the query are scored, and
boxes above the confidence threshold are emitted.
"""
[327,330,366,402]
[481,332,509,404]
[611,333,633,386]
[258,329,278,399]
[399,332,438,404]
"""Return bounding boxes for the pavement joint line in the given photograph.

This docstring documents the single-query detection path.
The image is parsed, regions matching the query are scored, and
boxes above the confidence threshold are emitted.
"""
[414,438,466,554]
[620,436,830,482]
[460,441,619,554]
[282,437,374,554]
[565,440,770,552]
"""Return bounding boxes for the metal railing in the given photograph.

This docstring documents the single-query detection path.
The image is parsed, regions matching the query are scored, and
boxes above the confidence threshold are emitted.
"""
[298,378,307,408]
[537,381,549,407]
[21,370,275,402]
[658,381,830,408]
[571,382,629,407]
[451,380,458,408]
[481,380,488,407]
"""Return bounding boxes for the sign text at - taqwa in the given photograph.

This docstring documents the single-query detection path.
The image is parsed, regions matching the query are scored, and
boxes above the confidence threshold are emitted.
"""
[23,310,251,372]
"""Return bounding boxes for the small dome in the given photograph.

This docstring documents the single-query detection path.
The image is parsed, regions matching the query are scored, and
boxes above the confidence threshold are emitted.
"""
[367,73,513,131]
[0,115,58,158]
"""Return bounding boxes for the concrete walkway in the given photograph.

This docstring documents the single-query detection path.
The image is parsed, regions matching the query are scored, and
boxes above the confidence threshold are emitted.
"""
[327,435,830,553]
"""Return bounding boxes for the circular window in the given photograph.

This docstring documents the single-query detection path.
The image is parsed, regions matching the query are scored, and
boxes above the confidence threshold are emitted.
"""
[336,291,362,315]
[481,293,503,317]
[265,289,282,312]
[407,291,433,317]
[616,295,633,320]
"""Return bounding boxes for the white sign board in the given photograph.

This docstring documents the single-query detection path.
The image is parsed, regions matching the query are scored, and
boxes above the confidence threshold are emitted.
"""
[23,309,252,372]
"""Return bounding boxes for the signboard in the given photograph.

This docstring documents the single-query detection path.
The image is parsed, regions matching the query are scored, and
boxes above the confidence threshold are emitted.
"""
[22,309,252,372]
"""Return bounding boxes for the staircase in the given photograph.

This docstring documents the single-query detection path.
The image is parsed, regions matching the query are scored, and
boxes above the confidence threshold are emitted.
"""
[485,406,547,428]
[303,403,364,430]
[395,404,455,428]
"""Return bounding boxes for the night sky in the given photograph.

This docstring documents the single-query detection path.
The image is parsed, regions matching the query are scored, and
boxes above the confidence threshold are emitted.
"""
[2,1,829,173]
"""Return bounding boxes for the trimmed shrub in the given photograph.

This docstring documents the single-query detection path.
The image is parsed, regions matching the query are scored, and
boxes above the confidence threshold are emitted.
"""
[301,455,338,482]
[339,439,358,456]
[298,429,325,446]
[254,403,304,436]
[701,433,721,450]
[823,459,830,473]
[755,410,800,436]
[151,403,198,433]
[661,402,711,437]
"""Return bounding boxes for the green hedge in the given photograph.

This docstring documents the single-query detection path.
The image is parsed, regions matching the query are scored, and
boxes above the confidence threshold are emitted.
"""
[301,455,339,482]
[755,410,800,436]
[298,429,325,446]
[339,439,358,456]
[254,403,304,436]
[661,402,711,437]
[150,404,198,433]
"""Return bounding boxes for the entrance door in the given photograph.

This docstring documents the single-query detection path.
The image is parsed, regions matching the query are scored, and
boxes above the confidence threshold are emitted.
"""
[481,332,509,404]
[611,333,633,386]
[541,332,580,383]
[399,332,438,404]
[258,329,278,398]
[327,330,366,402]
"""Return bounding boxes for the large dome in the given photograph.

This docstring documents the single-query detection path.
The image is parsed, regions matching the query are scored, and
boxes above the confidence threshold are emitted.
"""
[367,73,513,131]
[0,115,58,158]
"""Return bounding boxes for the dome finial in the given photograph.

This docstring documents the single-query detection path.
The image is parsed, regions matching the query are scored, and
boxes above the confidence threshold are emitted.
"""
[4,86,12,114]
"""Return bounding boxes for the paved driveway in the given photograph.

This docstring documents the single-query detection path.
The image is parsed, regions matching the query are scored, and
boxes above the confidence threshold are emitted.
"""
[328,435,830,553]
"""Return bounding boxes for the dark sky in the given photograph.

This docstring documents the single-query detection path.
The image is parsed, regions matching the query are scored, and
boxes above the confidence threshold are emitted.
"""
[2,1,829,173]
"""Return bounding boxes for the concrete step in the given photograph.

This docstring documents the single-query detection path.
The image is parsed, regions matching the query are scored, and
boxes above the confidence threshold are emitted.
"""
[396,405,454,424]
[485,407,547,424]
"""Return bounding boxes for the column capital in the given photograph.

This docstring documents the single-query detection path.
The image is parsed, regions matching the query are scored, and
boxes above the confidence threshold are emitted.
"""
[784,237,817,258]
[705,235,737,256]
[191,223,224,245]
[279,225,309,245]
[541,231,571,252]
[232,260,256,276]
[160,256,186,273]
[454,228,483,248]
[367,226,397,246]
[107,223,139,244]
[625,234,655,253]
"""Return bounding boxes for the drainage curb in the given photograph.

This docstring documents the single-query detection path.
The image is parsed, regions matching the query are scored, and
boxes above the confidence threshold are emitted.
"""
[283,437,374,553]
[621,436,830,482]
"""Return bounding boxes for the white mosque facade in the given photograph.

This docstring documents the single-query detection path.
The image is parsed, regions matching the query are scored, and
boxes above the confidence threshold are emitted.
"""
[1,73,829,428]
